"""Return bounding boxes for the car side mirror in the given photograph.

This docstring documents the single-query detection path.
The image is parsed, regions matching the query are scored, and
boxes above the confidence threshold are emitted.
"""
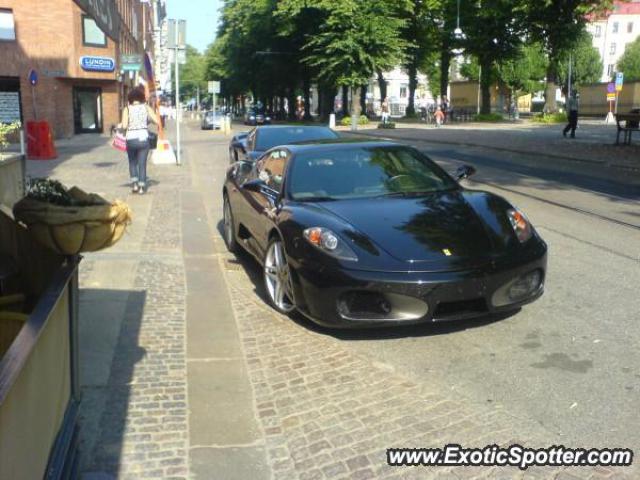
[454,165,476,181]
[234,160,253,176]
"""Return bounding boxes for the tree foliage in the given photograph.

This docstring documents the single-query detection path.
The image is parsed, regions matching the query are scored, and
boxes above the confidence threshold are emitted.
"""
[617,36,640,83]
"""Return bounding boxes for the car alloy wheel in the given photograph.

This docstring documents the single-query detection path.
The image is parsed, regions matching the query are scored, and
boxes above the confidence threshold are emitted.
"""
[223,195,239,252]
[264,239,296,313]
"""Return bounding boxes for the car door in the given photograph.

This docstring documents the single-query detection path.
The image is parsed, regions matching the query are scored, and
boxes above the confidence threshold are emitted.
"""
[244,148,291,256]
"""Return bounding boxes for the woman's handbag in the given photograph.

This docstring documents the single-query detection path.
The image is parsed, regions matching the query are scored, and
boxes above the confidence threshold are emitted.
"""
[112,131,127,152]
[148,132,158,150]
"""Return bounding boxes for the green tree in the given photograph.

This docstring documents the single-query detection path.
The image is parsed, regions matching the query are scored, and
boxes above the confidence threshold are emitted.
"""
[524,0,613,112]
[497,42,548,96]
[462,0,526,114]
[616,37,640,82]
[302,0,407,119]
[557,31,602,91]
[179,45,207,103]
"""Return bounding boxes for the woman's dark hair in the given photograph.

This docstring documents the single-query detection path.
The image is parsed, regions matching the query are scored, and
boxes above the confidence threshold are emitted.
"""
[128,86,146,104]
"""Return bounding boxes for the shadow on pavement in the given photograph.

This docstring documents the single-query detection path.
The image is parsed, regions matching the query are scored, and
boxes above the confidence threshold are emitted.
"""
[79,288,147,475]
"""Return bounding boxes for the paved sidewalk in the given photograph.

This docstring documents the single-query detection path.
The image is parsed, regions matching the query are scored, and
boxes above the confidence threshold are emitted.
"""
[26,127,636,479]
[337,119,640,174]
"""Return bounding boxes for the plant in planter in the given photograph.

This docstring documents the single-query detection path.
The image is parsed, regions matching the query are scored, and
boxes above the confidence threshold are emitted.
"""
[13,179,132,255]
[0,122,21,156]
[378,122,396,129]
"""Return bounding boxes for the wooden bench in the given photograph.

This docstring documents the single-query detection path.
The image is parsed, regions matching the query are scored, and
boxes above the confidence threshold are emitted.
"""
[615,113,640,145]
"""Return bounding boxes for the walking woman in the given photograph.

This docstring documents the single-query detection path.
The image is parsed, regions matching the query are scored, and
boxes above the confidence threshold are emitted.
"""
[120,86,160,194]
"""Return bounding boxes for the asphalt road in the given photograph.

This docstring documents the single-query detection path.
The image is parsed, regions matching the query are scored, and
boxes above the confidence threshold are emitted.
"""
[190,121,640,455]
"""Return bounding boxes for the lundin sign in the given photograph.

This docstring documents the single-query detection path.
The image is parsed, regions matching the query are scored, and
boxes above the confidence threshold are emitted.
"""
[80,56,115,72]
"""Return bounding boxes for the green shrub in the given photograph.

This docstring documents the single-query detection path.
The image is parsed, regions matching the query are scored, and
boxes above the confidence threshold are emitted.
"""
[378,122,396,129]
[473,113,504,122]
[531,112,567,124]
[340,115,369,126]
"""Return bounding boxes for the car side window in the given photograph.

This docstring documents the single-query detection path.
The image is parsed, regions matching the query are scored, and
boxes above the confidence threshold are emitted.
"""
[247,130,256,151]
[257,149,289,192]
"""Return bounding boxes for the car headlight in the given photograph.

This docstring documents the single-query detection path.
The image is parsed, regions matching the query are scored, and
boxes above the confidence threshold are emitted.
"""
[492,269,543,307]
[266,116,271,121]
[303,227,358,261]
[250,115,255,120]
[507,208,532,243]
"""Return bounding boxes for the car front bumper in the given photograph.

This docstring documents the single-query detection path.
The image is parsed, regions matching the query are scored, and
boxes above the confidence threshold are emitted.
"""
[291,250,547,328]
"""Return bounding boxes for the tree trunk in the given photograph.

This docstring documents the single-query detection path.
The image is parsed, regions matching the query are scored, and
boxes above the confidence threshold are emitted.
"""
[544,64,558,113]
[351,86,361,131]
[439,45,451,104]
[360,85,367,117]
[377,71,387,102]
[406,61,418,117]
[287,85,297,121]
[303,74,312,121]
[342,85,349,116]
[480,58,492,115]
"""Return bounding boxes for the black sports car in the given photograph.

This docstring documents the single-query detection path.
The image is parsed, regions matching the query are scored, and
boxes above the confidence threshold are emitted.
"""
[222,140,547,328]
[228,125,339,164]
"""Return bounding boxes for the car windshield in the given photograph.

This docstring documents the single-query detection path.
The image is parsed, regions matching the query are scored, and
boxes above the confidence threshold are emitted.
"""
[288,146,458,201]
[255,127,338,151]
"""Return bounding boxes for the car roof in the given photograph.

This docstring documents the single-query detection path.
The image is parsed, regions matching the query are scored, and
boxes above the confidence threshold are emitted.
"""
[282,138,400,152]
[254,125,331,131]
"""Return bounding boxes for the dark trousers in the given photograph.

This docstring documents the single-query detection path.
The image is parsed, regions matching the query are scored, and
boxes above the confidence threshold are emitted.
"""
[126,138,150,186]
[563,110,578,137]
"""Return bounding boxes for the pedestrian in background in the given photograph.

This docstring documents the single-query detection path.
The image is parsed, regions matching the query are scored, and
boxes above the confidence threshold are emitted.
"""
[119,86,160,195]
[434,107,445,127]
[563,91,580,138]
[381,98,390,124]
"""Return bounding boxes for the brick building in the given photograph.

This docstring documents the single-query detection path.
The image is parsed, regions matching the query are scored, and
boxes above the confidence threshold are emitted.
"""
[0,0,158,139]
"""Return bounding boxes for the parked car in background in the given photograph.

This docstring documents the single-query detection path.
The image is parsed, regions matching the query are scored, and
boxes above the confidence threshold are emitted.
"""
[228,125,339,164]
[244,109,271,126]
[222,140,547,327]
[201,111,223,130]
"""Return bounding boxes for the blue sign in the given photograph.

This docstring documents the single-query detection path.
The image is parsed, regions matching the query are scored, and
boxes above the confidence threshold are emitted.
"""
[28,69,38,86]
[80,56,115,72]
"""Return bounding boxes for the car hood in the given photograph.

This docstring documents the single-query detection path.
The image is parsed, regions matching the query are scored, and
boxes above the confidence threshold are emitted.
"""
[315,192,500,265]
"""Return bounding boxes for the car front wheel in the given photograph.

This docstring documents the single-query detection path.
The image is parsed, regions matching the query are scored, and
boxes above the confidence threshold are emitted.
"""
[264,237,296,314]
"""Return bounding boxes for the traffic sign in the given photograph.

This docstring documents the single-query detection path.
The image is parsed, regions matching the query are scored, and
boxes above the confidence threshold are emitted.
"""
[607,82,615,93]
[120,53,142,72]
[28,69,38,86]
[615,72,624,92]
[607,93,617,102]
[208,81,220,94]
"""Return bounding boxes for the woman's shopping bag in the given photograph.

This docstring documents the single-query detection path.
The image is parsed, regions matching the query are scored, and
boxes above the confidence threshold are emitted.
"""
[112,131,127,152]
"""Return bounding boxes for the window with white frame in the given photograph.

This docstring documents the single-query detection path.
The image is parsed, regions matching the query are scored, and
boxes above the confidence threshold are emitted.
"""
[607,64,615,77]
[595,25,602,37]
[613,21,619,33]
[400,86,408,98]
[610,43,616,55]
[628,22,634,33]
[0,9,16,41]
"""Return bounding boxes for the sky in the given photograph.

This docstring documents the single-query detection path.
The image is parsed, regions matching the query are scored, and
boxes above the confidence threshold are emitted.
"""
[166,0,222,53]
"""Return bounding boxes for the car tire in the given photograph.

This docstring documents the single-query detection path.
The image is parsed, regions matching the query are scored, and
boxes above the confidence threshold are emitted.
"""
[223,194,239,253]
[263,236,296,315]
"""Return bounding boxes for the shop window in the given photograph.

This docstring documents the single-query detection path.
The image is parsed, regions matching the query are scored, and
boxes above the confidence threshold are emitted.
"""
[82,15,107,47]
[0,9,16,41]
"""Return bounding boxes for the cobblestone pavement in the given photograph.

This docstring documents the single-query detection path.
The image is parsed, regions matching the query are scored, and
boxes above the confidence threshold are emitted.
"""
[219,253,636,480]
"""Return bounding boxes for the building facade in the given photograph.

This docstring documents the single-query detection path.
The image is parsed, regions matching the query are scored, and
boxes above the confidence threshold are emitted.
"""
[587,0,640,83]
[0,0,157,139]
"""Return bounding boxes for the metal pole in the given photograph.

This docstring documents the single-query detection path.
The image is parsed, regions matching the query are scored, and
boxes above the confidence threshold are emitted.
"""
[477,65,481,115]
[175,24,181,166]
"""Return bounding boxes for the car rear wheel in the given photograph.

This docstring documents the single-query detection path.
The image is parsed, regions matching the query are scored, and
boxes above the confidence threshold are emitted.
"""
[264,238,296,314]
[223,195,239,253]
